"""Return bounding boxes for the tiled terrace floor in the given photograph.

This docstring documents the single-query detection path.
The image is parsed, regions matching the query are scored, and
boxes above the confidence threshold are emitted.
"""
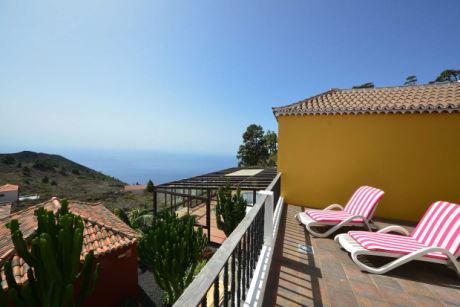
[263,204,460,307]
[177,201,227,244]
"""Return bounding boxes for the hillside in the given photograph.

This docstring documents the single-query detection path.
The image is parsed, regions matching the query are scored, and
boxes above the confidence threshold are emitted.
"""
[0,151,151,212]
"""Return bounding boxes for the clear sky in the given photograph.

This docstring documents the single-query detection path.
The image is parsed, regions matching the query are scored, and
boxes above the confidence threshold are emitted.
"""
[1,0,459,155]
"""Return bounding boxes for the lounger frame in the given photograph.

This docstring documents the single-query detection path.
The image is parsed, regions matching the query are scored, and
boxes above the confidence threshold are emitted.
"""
[296,203,379,238]
[335,226,460,276]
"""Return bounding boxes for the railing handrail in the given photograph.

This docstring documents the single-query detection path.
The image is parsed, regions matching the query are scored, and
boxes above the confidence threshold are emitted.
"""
[173,173,281,307]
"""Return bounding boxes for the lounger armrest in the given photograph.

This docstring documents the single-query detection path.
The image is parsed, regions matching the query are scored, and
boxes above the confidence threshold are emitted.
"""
[324,204,344,211]
[377,225,410,236]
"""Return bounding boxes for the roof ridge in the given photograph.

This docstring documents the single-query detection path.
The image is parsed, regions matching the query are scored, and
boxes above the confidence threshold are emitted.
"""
[337,81,458,92]
[83,216,141,239]
[273,82,460,117]
[272,89,336,111]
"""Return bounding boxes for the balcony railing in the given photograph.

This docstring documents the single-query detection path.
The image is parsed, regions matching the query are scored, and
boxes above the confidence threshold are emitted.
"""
[174,173,283,307]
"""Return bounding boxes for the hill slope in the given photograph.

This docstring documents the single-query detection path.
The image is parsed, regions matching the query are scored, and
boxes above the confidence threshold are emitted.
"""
[0,151,150,211]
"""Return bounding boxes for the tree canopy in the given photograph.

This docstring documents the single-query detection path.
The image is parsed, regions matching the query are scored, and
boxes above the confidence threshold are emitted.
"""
[352,82,374,89]
[145,179,154,193]
[434,69,460,83]
[236,124,277,167]
[404,75,417,85]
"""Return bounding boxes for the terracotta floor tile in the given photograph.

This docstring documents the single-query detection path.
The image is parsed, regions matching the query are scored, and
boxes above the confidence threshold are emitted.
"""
[262,204,457,307]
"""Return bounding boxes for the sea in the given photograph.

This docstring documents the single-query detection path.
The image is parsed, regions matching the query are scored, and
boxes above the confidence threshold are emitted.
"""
[60,149,237,185]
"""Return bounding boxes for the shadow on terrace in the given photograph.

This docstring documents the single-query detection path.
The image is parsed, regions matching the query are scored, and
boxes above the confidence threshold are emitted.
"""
[171,172,459,307]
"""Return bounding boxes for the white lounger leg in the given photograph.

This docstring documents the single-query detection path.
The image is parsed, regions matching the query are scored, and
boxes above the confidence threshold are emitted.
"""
[336,234,460,276]
[297,212,372,238]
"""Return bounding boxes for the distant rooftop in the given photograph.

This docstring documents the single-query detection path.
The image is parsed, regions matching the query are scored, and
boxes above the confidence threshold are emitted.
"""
[0,184,19,193]
[124,184,147,191]
[273,81,460,116]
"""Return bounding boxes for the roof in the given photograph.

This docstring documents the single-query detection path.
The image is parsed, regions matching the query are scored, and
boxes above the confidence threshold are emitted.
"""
[157,167,278,190]
[124,185,147,191]
[0,203,11,220]
[0,184,18,193]
[272,82,460,117]
[0,198,140,288]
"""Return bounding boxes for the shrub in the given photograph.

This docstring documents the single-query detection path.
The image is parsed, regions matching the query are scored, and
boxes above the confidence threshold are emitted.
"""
[145,180,154,193]
[22,166,31,177]
[2,155,16,165]
[17,162,22,168]
[0,199,99,306]
[215,183,247,236]
[138,212,207,305]
[33,159,56,172]
[71,168,80,175]
[60,166,67,176]
[50,180,57,186]
[42,176,49,184]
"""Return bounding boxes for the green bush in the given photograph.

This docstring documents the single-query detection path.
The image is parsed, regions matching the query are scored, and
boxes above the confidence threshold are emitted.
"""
[42,176,49,184]
[22,166,31,177]
[138,212,207,305]
[2,155,16,165]
[215,183,247,236]
[0,199,99,306]
[33,159,56,172]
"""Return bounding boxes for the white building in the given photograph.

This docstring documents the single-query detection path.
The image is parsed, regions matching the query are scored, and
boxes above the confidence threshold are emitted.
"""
[0,184,19,203]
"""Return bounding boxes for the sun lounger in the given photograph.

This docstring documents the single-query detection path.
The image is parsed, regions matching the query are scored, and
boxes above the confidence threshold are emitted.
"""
[296,186,384,237]
[335,201,460,275]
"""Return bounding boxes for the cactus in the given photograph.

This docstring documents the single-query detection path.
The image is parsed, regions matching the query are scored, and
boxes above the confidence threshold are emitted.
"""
[1,199,99,307]
[138,211,207,305]
[114,207,153,233]
[215,183,247,237]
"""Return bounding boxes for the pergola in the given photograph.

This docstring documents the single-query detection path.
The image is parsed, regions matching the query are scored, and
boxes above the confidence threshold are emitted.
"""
[152,167,279,245]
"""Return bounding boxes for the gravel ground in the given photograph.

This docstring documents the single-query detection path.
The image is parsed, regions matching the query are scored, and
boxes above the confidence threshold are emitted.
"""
[138,267,163,307]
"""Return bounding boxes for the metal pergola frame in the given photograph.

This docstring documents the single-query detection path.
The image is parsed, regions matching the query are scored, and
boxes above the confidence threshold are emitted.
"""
[152,167,278,245]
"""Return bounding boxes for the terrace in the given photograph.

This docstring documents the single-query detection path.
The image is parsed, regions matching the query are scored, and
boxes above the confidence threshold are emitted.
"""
[171,172,460,307]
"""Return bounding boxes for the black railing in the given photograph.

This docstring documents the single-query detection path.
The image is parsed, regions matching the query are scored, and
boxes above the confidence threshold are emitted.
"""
[173,173,282,307]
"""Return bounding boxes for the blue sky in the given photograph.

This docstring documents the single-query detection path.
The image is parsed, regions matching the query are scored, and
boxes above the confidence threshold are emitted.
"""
[1,0,459,155]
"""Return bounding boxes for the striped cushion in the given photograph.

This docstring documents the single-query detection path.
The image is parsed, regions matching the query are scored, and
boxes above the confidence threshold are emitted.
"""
[306,209,365,223]
[411,201,460,257]
[349,201,460,260]
[305,186,384,224]
[344,186,385,219]
[349,231,448,260]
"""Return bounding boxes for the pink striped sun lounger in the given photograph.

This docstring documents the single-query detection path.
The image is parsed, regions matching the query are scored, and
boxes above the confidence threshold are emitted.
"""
[296,186,385,237]
[336,201,460,275]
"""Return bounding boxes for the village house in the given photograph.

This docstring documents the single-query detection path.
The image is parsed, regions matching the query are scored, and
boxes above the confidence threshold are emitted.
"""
[0,198,140,306]
[0,184,19,205]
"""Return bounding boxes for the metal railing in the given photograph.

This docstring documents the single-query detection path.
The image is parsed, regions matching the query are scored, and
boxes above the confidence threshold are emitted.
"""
[174,173,282,307]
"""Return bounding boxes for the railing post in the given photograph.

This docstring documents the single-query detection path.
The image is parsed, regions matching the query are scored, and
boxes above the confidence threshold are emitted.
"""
[206,188,211,242]
[258,191,274,247]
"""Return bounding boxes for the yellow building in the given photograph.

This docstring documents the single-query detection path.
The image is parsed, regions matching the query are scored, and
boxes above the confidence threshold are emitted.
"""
[273,82,460,222]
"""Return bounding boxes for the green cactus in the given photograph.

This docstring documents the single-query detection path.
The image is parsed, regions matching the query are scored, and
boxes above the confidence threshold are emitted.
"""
[215,183,247,237]
[0,199,99,307]
[138,211,207,305]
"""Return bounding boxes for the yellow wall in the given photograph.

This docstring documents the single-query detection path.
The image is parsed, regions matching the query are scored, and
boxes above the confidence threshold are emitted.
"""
[277,113,460,222]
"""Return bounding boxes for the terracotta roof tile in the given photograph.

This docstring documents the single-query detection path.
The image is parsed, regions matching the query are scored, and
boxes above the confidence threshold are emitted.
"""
[0,184,18,193]
[272,82,460,116]
[0,198,140,288]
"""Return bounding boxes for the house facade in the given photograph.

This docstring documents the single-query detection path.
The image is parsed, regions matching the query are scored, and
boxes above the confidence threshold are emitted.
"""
[0,184,19,204]
[273,82,460,221]
[0,198,140,306]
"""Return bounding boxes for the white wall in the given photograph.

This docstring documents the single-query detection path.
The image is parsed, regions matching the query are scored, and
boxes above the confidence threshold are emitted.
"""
[0,190,18,203]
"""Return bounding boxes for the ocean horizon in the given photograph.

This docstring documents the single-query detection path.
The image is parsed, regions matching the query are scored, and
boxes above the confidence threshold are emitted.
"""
[58,149,237,185]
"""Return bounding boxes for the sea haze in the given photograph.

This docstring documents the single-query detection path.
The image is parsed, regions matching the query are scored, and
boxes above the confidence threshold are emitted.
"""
[60,149,237,185]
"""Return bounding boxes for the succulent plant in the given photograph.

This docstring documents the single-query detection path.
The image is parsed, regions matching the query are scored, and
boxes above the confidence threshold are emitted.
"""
[216,183,247,237]
[1,199,99,307]
[138,211,207,305]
